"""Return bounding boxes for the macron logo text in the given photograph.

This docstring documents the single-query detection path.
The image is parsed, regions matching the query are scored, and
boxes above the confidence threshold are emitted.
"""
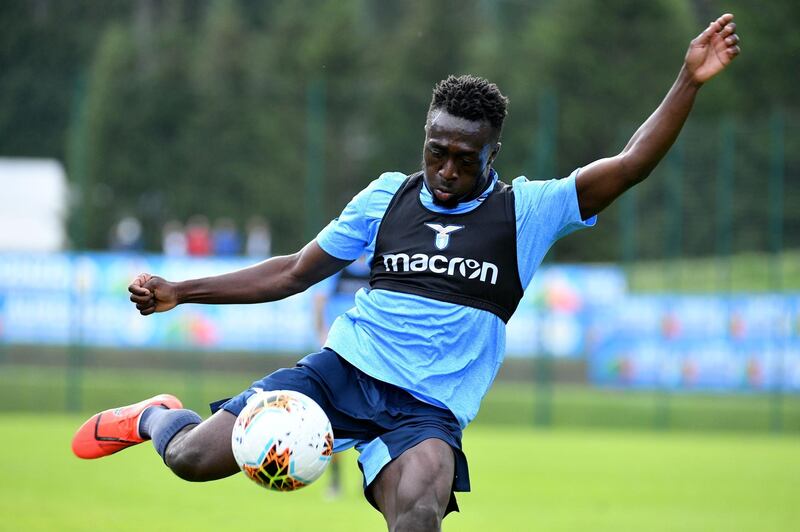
[382,253,498,285]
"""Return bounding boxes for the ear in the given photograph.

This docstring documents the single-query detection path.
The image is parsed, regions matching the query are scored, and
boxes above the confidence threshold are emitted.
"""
[488,142,502,165]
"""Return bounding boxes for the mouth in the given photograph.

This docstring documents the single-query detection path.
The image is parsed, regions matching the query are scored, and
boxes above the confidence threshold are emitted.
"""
[433,188,456,203]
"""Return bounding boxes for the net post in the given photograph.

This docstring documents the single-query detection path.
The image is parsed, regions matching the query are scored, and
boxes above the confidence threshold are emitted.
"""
[66,72,90,414]
[305,76,326,242]
[532,89,558,427]
[768,108,785,433]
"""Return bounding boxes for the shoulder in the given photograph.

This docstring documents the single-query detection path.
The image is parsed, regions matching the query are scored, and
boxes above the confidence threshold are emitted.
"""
[368,171,407,195]
[353,171,406,200]
[511,172,575,194]
[512,169,579,210]
[358,171,408,218]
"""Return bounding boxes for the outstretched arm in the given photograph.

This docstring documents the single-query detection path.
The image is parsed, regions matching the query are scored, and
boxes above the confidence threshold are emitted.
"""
[128,240,351,315]
[575,13,741,219]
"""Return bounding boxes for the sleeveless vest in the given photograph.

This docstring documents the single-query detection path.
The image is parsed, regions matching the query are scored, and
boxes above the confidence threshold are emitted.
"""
[370,172,523,322]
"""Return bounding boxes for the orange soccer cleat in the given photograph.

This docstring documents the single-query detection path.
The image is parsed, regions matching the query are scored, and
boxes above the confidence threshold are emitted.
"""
[71,394,183,459]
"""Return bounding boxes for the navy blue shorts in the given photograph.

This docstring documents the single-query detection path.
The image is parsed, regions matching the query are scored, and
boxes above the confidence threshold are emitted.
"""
[212,349,469,514]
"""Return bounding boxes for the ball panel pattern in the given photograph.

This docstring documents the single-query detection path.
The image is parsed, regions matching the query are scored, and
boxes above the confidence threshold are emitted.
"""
[231,390,333,492]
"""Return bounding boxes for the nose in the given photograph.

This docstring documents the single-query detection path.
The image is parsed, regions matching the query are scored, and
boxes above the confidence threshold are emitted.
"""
[438,158,457,181]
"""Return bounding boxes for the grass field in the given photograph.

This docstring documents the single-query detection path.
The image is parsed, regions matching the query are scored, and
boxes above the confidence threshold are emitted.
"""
[1,414,797,532]
[4,248,798,529]
[2,363,798,433]
[624,250,800,292]
[2,345,799,530]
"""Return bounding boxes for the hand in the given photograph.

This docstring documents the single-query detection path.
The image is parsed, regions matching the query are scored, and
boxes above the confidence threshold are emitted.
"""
[128,273,179,315]
[685,13,741,84]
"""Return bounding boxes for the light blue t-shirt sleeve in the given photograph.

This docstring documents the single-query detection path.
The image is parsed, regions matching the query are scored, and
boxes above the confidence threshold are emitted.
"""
[514,168,596,287]
[316,172,406,261]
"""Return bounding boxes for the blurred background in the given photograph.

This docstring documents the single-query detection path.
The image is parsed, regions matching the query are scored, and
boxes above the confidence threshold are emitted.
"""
[0,0,800,532]
[1,1,799,530]
[2,0,798,428]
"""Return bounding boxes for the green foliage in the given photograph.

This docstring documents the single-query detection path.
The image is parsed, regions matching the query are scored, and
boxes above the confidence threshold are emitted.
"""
[0,1,129,158]
[1,0,798,257]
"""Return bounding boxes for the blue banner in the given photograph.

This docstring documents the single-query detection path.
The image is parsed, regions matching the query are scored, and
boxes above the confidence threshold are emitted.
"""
[506,265,625,357]
[0,252,315,351]
[0,253,624,358]
[3,251,798,393]
[588,295,800,392]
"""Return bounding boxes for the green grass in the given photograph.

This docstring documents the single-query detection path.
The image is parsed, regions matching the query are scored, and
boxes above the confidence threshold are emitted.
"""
[2,365,798,433]
[2,360,798,530]
[1,415,797,531]
[476,383,800,432]
[625,250,800,292]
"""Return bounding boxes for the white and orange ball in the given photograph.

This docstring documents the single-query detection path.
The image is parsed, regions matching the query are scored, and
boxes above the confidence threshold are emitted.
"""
[231,390,333,491]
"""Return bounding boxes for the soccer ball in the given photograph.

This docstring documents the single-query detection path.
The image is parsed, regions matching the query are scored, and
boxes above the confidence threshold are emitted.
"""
[231,390,333,491]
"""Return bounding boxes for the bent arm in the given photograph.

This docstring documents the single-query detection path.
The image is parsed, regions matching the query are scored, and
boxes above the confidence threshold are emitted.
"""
[130,240,351,315]
[576,67,700,219]
[575,14,740,220]
[176,240,350,304]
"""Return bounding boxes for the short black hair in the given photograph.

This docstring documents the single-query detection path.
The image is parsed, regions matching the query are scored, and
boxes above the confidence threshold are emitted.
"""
[429,75,509,136]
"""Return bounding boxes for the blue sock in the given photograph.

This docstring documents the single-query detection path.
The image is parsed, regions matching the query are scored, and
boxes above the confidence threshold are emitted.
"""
[139,406,202,460]
[138,406,165,438]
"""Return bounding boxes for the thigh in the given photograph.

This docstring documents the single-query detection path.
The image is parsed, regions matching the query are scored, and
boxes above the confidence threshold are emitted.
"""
[369,438,455,526]
[216,351,336,419]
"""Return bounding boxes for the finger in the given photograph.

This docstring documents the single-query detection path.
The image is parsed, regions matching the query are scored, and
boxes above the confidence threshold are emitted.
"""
[720,22,736,37]
[136,301,155,313]
[725,34,739,48]
[129,284,151,297]
[697,21,717,43]
[727,45,741,58]
[130,293,153,305]
[129,273,152,294]
[725,33,739,46]
[715,13,734,28]
[699,14,733,43]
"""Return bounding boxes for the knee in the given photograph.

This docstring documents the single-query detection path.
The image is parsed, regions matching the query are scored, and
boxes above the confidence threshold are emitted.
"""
[392,503,441,532]
[164,436,211,482]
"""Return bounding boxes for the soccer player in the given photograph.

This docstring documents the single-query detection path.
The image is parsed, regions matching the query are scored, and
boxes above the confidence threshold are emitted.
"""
[73,14,740,531]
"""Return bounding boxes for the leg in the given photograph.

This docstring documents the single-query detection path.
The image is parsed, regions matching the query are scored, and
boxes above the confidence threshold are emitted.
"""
[72,393,239,482]
[326,453,343,498]
[370,439,455,532]
[162,409,240,482]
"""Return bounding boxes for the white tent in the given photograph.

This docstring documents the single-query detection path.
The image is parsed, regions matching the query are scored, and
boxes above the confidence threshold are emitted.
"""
[0,157,68,251]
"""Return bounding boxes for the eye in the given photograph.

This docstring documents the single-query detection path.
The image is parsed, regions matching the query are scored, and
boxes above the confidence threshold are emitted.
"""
[428,145,444,157]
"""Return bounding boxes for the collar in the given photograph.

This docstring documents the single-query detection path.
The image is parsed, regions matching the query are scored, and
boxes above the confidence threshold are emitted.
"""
[420,169,499,215]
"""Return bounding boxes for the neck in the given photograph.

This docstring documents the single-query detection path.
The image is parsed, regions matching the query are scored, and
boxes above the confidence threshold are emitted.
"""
[463,169,493,202]
[422,169,495,208]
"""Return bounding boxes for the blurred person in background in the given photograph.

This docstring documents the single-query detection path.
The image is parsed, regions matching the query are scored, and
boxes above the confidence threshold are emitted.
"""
[74,15,740,531]
[245,216,272,258]
[161,220,187,257]
[109,215,143,252]
[185,214,212,256]
[212,217,241,256]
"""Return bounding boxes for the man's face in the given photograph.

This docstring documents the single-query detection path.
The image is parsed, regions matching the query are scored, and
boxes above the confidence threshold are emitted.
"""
[423,109,500,208]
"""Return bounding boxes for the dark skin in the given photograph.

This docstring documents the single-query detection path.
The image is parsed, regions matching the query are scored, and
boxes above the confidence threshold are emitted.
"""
[129,14,739,532]
[423,109,500,208]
